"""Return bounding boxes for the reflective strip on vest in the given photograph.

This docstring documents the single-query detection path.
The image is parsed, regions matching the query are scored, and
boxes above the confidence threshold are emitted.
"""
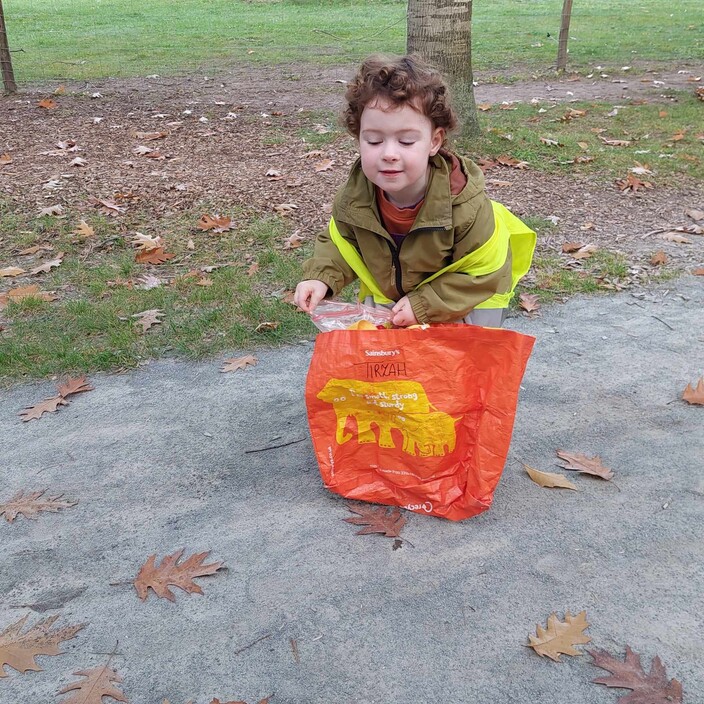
[328,200,536,309]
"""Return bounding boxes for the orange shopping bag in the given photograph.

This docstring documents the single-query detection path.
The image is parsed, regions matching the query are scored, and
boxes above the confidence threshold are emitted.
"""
[305,325,535,521]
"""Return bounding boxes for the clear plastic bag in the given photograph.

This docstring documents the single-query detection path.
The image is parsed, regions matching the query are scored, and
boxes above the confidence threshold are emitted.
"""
[309,300,395,332]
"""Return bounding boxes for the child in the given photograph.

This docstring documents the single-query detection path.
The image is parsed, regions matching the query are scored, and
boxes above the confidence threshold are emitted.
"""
[294,54,534,328]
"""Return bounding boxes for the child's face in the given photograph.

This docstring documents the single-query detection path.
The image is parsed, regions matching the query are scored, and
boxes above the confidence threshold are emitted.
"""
[359,97,444,208]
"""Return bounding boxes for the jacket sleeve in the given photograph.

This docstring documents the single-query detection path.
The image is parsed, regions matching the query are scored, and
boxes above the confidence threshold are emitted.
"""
[406,194,513,324]
[301,217,358,297]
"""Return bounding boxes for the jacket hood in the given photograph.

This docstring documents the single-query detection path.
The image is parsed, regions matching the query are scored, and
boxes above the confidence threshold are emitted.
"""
[334,151,487,234]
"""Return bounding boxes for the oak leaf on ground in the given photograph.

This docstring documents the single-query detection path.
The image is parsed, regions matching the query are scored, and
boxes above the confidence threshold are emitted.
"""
[30,253,64,275]
[562,242,584,253]
[58,666,128,703]
[283,232,304,249]
[314,159,334,172]
[57,376,95,398]
[0,284,58,310]
[519,293,541,314]
[496,155,529,169]
[0,490,77,523]
[273,203,298,216]
[589,646,683,703]
[89,197,126,217]
[19,396,69,422]
[528,611,591,661]
[131,233,164,251]
[650,250,667,266]
[221,355,258,373]
[0,615,85,678]
[686,208,704,221]
[133,549,225,602]
[73,221,95,238]
[197,214,235,233]
[135,247,175,264]
[38,204,64,217]
[600,137,631,146]
[682,377,704,405]
[19,244,54,255]
[38,98,58,109]
[0,152,12,165]
[0,266,25,277]
[523,464,577,490]
[571,243,599,260]
[255,321,280,332]
[344,504,406,538]
[132,309,165,333]
[616,174,653,192]
[659,232,692,244]
[556,450,615,480]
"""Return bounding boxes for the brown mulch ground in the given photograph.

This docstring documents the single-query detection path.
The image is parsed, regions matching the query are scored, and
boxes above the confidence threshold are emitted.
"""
[1,61,703,284]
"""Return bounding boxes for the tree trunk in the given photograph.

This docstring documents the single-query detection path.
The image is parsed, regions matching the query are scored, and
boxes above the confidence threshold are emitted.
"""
[0,0,17,94]
[407,0,480,137]
[556,0,574,73]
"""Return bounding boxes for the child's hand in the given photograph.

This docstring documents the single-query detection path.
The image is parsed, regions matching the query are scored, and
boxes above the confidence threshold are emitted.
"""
[391,296,418,327]
[294,280,329,313]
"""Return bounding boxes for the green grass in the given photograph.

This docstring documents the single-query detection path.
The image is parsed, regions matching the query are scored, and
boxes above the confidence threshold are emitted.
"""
[4,0,702,81]
[462,92,704,184]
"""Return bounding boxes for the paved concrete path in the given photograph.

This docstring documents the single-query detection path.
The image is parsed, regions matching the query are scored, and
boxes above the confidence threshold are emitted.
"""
[2,277,702,703]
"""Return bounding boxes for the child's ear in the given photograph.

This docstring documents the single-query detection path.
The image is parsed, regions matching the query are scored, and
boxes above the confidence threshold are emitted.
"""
[429,127,445,156]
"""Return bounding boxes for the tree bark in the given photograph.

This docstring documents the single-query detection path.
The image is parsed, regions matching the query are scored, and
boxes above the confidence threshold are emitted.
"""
[556,0,574,73]
[407,0,480,137]
[0,0,17,94]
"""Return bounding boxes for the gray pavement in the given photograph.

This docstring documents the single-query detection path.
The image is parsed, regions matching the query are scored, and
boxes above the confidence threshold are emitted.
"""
[1,276,703,704]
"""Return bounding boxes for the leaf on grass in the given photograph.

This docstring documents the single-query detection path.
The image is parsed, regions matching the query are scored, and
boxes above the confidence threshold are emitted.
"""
[30,253,64,275]
[73,221,95,238]
[89,197,126,217]
[131,233,164,251]
[344,504,406,538]
[283,232,305,250]
[273,203,298,216]
[135,247,175,264]
[0,615,85,678]
[540,137,562,147]
[524,464,577,490]
[0,490,77,523]
[650,250,667,266]
[19,396,69,422]
[57,376,94,398]
[659,232,692,244]
[571,244,599,260]
[0,285,58,310]
[221,355,258,373]
[600,137,631,147]
[254,321,280,332]
[518,293,541,313]
[197,214,234,233]
[196,276,213,287]
[133,549,225,602]
[682,377,704,405]
[38,204,64,217]
[0,266,25,277]
[589,646,683,704]
[555,450,614,480]
[246,262,259,277]
[528,611,591,661]
[38,98,58,109]
[496,155,529,169]
[616,174,653,192]
[136,274,163,290]
[132,309,164,333]
[58,665,128,703]
[573,155,595,164]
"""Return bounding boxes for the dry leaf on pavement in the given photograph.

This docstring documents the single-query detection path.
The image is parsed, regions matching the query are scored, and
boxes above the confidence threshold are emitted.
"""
[57,376,95,398]
[528,611,591,661]
[19,396,69,422]
[555,450,615,480]
[682,377,704,405]
[589,646,683,703]
[221,355,258,373]
[344,504,406,538]
[0,490,77,523]
[659,232,692,244]
[132,309,165,333]
[133,549,225,602]
[523,464,577,490]
[650,250,667,266]
[0,615,85,678]
[58,666,128,703]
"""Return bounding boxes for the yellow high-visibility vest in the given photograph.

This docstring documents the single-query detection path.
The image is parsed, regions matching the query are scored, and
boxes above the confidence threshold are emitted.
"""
[328,201,536,310]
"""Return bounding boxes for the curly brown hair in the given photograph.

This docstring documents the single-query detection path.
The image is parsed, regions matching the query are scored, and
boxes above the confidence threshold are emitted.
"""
[342,54,458,142]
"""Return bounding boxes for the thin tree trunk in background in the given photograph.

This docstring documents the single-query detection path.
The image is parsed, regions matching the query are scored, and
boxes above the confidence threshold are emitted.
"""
[0,0,16,94]
[407,0,480,138]
[556,0,574,73]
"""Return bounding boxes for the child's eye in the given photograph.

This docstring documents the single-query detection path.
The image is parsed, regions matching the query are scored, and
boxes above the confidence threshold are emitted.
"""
[366,140,382,145]
[400,141,416,146]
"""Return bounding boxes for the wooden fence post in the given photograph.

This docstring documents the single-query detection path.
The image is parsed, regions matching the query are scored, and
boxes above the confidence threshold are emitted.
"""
[0,0,17,94]
[556,0,573,73]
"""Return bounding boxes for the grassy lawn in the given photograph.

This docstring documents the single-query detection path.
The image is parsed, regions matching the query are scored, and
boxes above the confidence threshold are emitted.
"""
[4,0,702,81]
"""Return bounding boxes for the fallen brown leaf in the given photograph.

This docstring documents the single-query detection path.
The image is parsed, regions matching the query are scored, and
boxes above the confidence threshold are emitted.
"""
[693,267,704,276]
[135,131,168,140]
[0,490,77,523]
[70,156,87,167]
[477,102,492,111]
[131,233,164,251]
[133,549,225,602]
[682,377,704,405]
[659,232,692,244]
[273,203,298,216]
[314,159,334,172]
[686,208,704,221]
[38,98,58,109]
[221,355,258,373]
[132,309,165,333]
[57,376,94,398]
[283,232,305,249]
[0,285,58,310]
[38,204,64,217]
[58,665,128,704]
[246,262,259,277]
[19,396,69,422]
[650,250,667,266]
[255,321,280,332]
[600,137,631,146]
[616,173,653,192]
[344,504,406,538]
[197,214,234,233]
[89,197,126,217]
[73,221,95,238]
[589,646,683,703]
[30,253,64,275]
[265,168,284,181]
[555,450,614,480]
[0,153,13,165]
[571,244,599,260]
[0,266,25,277]
[518,293,541,313]
[523,464,577,490]
[540,137,562,147]
[562,242,585,253]
[496,155,529,169]
[0,615,85,678]
[18,244,53,255]
[528,611,591,661]
[135,247,175,264]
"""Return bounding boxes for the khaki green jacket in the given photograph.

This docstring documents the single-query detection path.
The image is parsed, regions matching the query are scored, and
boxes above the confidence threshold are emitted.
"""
[302,151,512,324]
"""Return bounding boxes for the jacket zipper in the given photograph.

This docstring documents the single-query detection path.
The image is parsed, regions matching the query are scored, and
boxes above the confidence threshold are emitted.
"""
[387,239,405,298]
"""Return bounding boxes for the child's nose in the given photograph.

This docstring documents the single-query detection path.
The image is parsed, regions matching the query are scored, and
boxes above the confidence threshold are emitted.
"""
[382,144,400,161]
